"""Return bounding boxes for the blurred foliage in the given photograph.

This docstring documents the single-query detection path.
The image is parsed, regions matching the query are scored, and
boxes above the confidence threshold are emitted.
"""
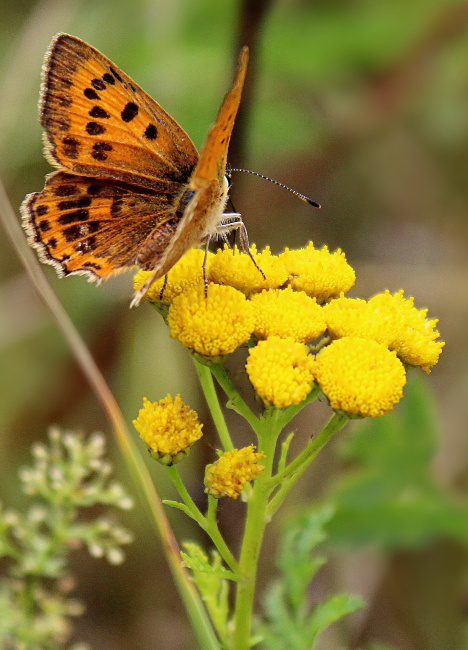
[0,0,467,648]
[0,428,133,649]
[326,374,468,549]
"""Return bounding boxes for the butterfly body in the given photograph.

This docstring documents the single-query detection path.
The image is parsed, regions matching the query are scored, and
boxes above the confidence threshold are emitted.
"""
[21,34,248,305]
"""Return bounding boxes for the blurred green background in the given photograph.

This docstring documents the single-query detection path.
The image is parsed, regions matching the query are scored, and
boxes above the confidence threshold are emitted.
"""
[1,0,467,648]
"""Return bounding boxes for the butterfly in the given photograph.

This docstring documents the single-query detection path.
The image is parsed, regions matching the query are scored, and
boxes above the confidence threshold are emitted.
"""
[21,34,250,307]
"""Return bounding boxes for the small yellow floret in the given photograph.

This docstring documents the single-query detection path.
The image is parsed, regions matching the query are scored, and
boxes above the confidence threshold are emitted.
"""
[168,283,255,357]
[204,445,265,499]
[133,394,203,464]
[368,291,444,372]
[279,242,355,302]
[209,245,289,294]
[133,249,213,305]
[251,287,326,343]
[312,337,406,417]
[246,337,315,408]
[323,295,394,346]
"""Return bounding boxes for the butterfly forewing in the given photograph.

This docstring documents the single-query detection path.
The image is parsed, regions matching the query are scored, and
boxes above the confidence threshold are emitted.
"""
[41,34,198,190]
[130,47,249,306]
[192,46,249,185]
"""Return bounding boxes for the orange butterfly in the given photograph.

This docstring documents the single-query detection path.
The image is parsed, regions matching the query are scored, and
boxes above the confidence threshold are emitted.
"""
[21,34,250,306]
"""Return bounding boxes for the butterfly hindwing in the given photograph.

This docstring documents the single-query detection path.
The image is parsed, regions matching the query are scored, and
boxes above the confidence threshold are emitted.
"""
[22,171,179,280]
[41,33,198,191]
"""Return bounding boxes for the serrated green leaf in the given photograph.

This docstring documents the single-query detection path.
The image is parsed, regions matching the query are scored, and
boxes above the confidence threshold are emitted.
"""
[181,543,234,644]
[306,593,364,639]
[181,551,242,582]
[278,506,334,611]
[260,505,362,649]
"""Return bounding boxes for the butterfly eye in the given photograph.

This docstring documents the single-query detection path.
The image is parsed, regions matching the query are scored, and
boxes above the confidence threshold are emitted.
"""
[176,189,196,217]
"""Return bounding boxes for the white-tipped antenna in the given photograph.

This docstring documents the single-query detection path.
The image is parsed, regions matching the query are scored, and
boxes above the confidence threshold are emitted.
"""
[228,168,321,208]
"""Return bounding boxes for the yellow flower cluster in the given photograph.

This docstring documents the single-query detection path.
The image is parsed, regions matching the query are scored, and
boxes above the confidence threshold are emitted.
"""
[312,337,406,417]
[324,291,444,373]
[209,244,288,294]
[133,394,203,465]
[279,242,356,303]
[251,287,326,343]
[134,241,443,416]
[246,337,315,409]
[204,445,265,499]
[168,283,255,359]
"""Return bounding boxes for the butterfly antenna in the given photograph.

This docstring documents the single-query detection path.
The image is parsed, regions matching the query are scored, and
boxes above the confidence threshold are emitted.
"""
[228,168,321,208]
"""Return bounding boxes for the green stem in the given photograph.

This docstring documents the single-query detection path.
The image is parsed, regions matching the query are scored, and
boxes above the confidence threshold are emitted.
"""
[194,361,234,451]
[231,417,281,650]
[206,496,240,574]
[273,385,321,431]
[210,364,260,431]
[266,412,349,517]
[166,467,239,574]
[166,465,207,527]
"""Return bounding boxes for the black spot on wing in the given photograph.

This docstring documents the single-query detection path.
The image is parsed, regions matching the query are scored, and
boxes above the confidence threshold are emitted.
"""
[86,122,106,135]
[84,88,100,101]
[143,124,158,140]
[89,106,111,119]
[102,72,115,85]
[109,67,123,83]
[53,184,78,197]
[91,78,106,91]
[121,102,138,122]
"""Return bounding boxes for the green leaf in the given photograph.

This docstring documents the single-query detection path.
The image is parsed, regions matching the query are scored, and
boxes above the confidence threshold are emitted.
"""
[181,542,241,582]
[162,500,199,522]
[259,505,363,649]
[326,375,468,549]
[305,593,364,640]
[181,543,235,644]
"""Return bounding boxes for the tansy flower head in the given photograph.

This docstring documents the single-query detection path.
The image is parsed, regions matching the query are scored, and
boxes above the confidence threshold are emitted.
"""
[279,241,355,303]
[209,245,289,295]
[251,287,326,343]
[133,394,203,465]
[133,249,213,306]
[168,283,255,358]
[204,445,265,499]
[368,291,444,372]
[246,336,315,408]
[323,295,394,346]
[312,337,406,418]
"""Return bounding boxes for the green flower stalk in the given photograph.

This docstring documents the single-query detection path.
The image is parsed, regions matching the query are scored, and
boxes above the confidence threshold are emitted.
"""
[133,241,444,649]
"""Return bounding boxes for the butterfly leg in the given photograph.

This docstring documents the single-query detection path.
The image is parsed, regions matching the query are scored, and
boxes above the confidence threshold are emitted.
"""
[216,216,266,280]
[159,274,169,301]
[202,237,212,297]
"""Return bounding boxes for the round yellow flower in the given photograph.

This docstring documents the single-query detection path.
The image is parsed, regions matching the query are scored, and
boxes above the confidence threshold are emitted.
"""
[133,249,213,305]
[312,337,406,417]
[279,242,355,302]
[323,295,394,345]
[209,245,289,295]
[133,394,203,465]
[168,283,255,357]
[368,291,444,372]
[204,445,265,499]
[251,287,326,343]
[246,336,315,408]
